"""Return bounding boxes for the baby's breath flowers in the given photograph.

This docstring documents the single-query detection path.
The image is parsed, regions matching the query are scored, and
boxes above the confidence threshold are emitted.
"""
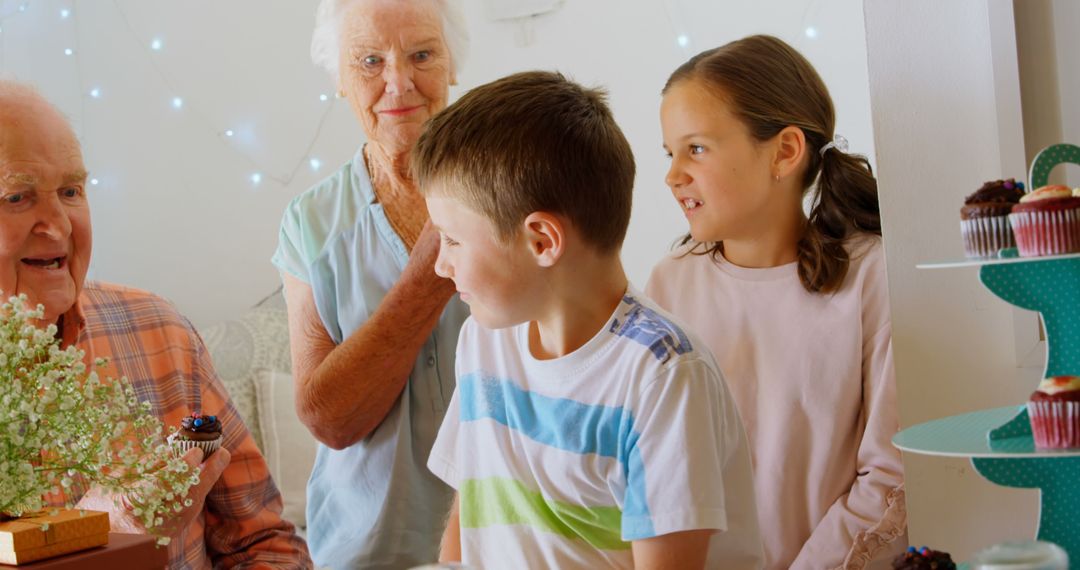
[0,295,198,544]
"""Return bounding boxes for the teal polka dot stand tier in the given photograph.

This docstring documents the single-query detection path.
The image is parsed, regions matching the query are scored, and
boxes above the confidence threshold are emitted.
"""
[1028,143,1080,189]
[975,253,1080,559]
[893,143,1080,563]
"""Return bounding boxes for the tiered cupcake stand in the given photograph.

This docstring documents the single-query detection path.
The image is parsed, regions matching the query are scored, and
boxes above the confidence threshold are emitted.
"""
[892,144,1080,564]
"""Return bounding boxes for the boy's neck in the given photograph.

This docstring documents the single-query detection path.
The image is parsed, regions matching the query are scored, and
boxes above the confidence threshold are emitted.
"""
[527,252,628,361]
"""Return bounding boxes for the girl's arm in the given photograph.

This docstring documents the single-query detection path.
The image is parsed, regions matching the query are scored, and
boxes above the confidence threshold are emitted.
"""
[793,317,907,567]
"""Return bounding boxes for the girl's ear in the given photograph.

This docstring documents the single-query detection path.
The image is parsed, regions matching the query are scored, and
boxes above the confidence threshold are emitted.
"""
[521,212,565,268]
[773,126,807,180]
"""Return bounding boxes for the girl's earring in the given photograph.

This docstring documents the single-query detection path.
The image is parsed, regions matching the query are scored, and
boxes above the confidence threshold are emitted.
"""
[337,88,346,98]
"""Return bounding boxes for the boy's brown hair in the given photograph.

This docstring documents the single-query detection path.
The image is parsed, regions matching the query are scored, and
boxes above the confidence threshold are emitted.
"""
[412,70,635,254]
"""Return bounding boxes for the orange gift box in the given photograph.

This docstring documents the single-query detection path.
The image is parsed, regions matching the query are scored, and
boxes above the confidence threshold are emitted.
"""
[0,510,109,565]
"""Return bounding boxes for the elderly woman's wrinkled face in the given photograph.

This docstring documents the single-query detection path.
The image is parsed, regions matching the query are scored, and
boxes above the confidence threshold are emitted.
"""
[339,0,454,154]
[0,98,92,324]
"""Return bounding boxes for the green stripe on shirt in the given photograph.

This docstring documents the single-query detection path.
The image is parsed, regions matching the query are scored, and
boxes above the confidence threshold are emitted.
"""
[460,477,630,551]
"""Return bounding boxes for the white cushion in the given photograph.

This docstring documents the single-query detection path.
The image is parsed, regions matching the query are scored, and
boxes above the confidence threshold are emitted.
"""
[253,368,318,530]
[199,300,292,452]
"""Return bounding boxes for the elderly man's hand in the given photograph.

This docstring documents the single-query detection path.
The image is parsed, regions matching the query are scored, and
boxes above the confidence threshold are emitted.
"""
[162,447,231,535]
[76,447,231,538]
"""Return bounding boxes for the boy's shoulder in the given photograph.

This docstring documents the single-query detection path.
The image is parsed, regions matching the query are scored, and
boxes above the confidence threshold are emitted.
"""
[609,291,697,363]
[606,291,720,384]
[455,291,720,391]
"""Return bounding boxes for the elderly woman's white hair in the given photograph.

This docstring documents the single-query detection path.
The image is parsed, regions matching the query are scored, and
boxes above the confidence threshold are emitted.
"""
[311,0,470,81]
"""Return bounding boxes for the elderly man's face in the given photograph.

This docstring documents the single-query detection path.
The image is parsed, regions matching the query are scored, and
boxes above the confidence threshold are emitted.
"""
[338,0,453,155]
[0,97,92,323]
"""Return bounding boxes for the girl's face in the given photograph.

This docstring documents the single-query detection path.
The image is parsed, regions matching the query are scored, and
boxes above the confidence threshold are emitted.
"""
[660,79,779,244]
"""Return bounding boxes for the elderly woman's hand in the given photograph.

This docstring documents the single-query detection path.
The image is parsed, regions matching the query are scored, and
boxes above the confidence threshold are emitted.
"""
[402,220,456,298]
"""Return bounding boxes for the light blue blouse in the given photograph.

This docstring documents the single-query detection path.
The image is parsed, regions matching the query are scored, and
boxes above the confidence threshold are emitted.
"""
[272,147,469,569]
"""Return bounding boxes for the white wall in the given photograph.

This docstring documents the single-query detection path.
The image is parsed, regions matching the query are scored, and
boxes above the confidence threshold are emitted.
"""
[1015,0,1080,187]
[865,0,1040,560]
[0,0,873,327]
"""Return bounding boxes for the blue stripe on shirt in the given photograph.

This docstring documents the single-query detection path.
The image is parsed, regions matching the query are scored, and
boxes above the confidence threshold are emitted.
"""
[457,373,655,538]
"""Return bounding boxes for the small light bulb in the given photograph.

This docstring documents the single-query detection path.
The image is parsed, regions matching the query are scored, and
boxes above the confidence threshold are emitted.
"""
[171,97,183,109]
[677,35,689,47]
[319,93,329,102]
[309,158,322,171]
[89,88,101,98]
[18,4,26,12]
[805,27,818,39]
[60,9,70,18]
[251,173,262,185]
[151,38,163,51]
[90,178,99,186]
[224,129,234,137]
[64,48,74,56]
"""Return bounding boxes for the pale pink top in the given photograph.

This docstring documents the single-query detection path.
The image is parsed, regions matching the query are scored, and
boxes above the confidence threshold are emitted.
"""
[646,236,906,570]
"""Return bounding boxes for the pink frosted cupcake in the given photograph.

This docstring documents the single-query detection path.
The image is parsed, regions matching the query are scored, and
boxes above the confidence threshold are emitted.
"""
[1008,185,1080,257]
[1027,376,1080,449]
[168,412,223,457]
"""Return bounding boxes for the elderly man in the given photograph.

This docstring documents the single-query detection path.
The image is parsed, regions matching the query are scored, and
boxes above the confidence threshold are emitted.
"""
[0,81,312,568]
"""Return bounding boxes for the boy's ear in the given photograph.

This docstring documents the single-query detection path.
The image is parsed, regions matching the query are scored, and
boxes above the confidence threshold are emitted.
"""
[773,125,807,180]
[521,212,564,268]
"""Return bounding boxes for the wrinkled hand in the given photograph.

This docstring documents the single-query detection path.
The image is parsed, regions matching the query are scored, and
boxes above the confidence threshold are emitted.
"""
[78,447,231,537]
[159,447,231,536]
[404,220,456,298]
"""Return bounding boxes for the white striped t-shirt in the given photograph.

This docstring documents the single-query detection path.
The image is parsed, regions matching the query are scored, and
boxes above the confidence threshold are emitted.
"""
[428,288,763,569]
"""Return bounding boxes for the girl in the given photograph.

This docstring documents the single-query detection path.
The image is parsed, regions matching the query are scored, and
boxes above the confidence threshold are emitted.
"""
[647,35,905,569]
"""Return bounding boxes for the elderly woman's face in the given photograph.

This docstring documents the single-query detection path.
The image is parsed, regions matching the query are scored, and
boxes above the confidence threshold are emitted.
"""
[0,99,92,324]
[338,0,454,154]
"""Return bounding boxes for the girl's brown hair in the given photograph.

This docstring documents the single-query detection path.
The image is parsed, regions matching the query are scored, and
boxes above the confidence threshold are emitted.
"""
[664,35,880,294]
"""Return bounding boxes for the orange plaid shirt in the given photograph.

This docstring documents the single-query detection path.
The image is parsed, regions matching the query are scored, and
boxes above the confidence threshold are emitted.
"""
[56,281,312,569]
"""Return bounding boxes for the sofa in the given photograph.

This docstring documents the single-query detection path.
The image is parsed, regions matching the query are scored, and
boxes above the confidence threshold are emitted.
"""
[198,288,318,535]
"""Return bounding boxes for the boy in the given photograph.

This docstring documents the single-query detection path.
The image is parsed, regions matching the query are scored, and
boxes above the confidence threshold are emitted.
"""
[414,71,763,569]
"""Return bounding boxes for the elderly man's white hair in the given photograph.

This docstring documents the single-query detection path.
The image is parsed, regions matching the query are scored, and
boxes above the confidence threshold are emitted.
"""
[311,0,470,82]
[0,79,74,131]
[0,79,48,108]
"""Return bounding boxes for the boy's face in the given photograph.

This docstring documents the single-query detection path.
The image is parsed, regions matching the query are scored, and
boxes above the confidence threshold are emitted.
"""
[426,191,536,329]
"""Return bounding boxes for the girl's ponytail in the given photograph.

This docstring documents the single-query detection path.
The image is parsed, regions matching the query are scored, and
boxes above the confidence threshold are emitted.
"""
[797,148,881,293]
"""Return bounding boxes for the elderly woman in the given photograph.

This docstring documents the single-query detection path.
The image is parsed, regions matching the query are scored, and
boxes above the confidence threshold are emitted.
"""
[271,0,470,568]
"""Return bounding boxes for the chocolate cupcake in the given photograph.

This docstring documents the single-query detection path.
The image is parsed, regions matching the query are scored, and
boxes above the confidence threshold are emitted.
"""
[1009,185,1080,257]
[960,178,1024,258]
[1028,376,1080,449]
[168,412,223,457]
[892,546,957,569]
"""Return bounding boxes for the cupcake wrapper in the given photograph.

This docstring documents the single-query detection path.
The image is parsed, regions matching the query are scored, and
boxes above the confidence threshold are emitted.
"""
[1027,400,1080,449]
[1009,208,1080,257]
[960,216,1015,258]
[168,433,222,458]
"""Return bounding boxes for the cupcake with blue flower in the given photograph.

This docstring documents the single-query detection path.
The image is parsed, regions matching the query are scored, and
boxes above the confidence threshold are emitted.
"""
[168,411,223,458]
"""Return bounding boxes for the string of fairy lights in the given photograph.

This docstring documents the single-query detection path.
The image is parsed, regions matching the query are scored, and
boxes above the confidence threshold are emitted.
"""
[0,0,339,190]
[0,0,826,190]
